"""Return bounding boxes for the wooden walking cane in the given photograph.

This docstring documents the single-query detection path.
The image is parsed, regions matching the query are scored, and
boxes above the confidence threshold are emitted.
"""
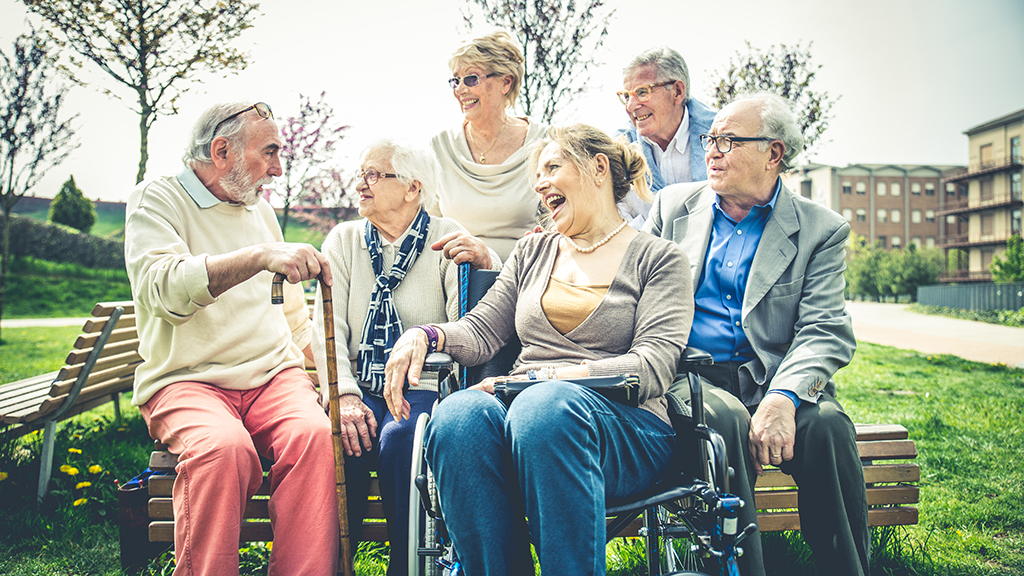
[272,273,355,576]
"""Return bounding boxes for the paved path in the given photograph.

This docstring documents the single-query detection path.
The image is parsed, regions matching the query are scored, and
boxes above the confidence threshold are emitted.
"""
[1,317,90,328]
[845,301,1024,368]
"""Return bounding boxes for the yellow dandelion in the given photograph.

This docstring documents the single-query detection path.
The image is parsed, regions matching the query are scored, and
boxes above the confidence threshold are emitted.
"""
[117,427,126,432]
[0,471,8,482]
[266,542,273,551]
[76,481,92,489]
[60,465,72,473]
[73,498,88,506]
[68,448,82,454]
[65,467,80,476]
[89,465,102,474]
[73,434,82,439]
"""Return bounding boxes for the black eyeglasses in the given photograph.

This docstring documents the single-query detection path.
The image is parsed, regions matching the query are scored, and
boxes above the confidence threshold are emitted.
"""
[700,134,776,154]
[357,169,404,186]
[213,102,273,135]
[449,73,501,90]
[616,81,676,106]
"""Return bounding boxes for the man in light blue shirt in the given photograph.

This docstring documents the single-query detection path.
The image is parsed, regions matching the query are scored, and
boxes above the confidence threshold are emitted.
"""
[645,93,866,576]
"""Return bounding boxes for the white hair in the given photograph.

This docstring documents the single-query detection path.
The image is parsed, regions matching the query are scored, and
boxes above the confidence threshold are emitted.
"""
[732,92,805,171]
[362,139,440,211]
[624,47,691,105]
[182,101,253,167]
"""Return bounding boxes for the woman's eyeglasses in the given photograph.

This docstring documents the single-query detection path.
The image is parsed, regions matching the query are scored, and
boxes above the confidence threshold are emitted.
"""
[213,102,273,135]
[449,73,501,90]
[357,169,404,186]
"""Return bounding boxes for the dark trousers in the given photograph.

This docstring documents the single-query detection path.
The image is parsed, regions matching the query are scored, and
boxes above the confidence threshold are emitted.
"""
[676,362,870,576]
[345,389,437,576]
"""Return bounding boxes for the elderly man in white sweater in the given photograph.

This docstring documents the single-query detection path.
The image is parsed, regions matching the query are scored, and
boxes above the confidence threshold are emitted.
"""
[125,101,337,576]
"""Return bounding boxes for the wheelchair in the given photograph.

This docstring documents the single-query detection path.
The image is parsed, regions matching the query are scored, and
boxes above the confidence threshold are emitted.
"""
[406,266,756,576]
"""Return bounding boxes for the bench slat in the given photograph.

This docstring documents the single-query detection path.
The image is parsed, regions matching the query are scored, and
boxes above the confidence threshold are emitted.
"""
[755,462,920,488]
[34,375,135,420]
[854,424,909,441]
[759,506,918,532]
[92,302,135,317]
[65,338,141,365]
[0,374,57,405]
[48,362,140,397]
[756,485,919,510]
[858,439,918,460]
[83,314,137,334]
[74,326,138,350]
[57,350,143,382]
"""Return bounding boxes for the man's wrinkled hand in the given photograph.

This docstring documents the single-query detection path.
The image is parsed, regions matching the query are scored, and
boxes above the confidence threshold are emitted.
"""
[748,393,797,475]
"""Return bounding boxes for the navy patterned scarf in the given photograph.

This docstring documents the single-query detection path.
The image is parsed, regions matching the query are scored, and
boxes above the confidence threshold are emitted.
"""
[357,208,431,396]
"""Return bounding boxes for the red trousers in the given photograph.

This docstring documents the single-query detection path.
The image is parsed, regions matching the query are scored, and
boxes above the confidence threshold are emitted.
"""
[141,367,339,576]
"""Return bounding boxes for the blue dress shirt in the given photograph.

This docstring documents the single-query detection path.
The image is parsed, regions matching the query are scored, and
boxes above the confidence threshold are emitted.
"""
[690,179,800,408]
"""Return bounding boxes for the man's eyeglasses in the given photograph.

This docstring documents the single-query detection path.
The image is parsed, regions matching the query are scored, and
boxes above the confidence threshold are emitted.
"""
[449,73,501,90]
[357,169,404,186]
[700,134,776,154]
[213,102,273,135]
[616,81,676,106]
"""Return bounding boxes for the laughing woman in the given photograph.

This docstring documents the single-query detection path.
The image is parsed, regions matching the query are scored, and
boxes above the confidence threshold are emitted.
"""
[430,30,548,261]
[384,124,694,576]
[311,140,498,575]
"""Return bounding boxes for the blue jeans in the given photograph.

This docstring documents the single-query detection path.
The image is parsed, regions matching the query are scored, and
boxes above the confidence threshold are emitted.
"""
[425,381,675,576]
[346,389,437,576]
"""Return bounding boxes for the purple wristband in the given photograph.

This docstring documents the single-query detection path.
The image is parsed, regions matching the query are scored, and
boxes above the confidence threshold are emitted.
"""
[413,325,439,354]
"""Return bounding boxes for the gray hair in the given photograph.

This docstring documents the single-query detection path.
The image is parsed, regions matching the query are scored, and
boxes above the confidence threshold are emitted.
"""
[362,139,440,211]
[732,92,805,172]
[624,47,690,105]
[182,101,254,167]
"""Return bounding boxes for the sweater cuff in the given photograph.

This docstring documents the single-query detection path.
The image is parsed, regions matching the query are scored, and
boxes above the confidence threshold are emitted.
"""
[582,356,636,378]
[184,254,216,307]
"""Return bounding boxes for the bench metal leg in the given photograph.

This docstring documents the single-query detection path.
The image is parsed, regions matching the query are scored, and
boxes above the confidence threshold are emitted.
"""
[37,420,57,505]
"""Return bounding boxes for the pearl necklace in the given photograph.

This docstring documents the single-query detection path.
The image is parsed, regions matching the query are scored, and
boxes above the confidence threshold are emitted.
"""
[562,220,629,253]
[466,118,506,163]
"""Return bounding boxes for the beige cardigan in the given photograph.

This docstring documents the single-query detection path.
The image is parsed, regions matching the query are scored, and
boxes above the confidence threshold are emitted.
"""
[311,215,500,399]
[439,231,694,424]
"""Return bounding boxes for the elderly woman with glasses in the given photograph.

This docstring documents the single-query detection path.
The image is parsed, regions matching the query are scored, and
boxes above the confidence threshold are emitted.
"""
[311,140,499,575]
[430,30,549,261]
[385,124,694,576]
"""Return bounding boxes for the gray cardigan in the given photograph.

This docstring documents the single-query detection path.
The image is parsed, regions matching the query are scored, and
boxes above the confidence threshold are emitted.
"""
[439,230,694,424]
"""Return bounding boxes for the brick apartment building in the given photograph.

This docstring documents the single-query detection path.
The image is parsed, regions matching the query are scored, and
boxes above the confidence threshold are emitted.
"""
[782,162,963,251]
[939,107,1023,282]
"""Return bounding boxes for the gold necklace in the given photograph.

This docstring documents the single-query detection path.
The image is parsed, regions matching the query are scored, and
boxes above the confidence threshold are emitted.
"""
[466,118,506,163]
[563,219,629,253]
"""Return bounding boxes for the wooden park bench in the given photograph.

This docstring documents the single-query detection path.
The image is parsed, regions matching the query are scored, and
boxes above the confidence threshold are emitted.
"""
[0,300,140,503]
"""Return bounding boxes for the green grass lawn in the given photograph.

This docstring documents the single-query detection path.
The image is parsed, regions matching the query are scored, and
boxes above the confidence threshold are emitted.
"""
[1,329,1021,575]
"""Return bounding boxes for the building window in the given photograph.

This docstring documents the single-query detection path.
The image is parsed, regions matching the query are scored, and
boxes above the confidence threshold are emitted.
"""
[856,208,866,222]
[891,209,901,223]
[856,182,866,195]
[877,209,887,223]
[981,248,995,270]
[842,208,853,221]
[1013,209,1021,234]
[960,183,969,198]
[842,181,852,195]
[911,209,922,224]
[1013,173,1021,198]
[946,214,956,224]
[925,237,935,249]
[877,182,887,196]
[981,143,994,167]
[946,183,956,197]
[924,210,935,223]
[1012,136,1021,161]
[892,236,902,249]
[925,183,935,196]
[980,177,994,201]
[912,183,922,195]
[893,182,902,196]
[876,236,887,249]
[981,212,994,236]
[912,236,922,248]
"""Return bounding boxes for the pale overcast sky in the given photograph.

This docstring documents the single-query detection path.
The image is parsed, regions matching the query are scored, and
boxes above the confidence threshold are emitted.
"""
[2,0,1023,203]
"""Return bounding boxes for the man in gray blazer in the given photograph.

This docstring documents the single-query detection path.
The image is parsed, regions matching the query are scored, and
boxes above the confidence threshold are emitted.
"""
[644,92,868,576]
[616,46,717,227]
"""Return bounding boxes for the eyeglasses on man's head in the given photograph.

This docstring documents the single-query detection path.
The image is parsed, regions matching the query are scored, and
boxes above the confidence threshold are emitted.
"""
[356,168,404,187]
[699,134,776,154]
[616,81,677,106]
[449,72,501,90]
[213,102,273,136]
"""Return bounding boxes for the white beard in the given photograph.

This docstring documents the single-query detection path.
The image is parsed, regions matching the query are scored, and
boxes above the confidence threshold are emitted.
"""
[220,161,271,206]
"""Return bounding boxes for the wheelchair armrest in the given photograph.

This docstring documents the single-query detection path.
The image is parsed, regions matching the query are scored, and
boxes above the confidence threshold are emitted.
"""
[679,347,713,370]
[675,347,712,428]
[423,352,453,373]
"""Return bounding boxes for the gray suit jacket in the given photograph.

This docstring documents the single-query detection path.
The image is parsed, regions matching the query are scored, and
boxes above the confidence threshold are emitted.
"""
[644,180,856,407]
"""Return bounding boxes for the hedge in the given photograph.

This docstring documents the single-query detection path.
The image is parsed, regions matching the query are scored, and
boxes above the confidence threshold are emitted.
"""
[5,214,124,270]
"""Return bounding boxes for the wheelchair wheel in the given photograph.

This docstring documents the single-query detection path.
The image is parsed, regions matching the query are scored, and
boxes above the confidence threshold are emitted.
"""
[645,503,706,575]
[408,411,454,576]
